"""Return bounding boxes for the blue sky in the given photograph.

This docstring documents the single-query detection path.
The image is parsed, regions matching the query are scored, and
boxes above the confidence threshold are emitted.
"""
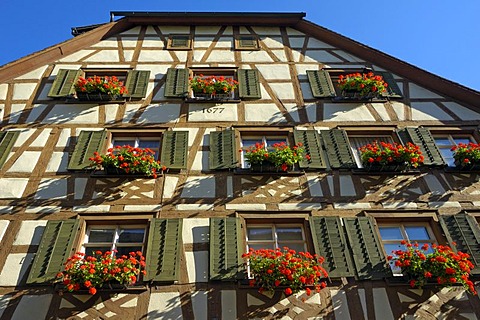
[1,1,478,91]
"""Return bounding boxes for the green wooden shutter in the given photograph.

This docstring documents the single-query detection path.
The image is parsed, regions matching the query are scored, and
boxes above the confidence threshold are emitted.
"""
[160,131,189,169]
[238,36,258,49]
[306,70,336,98]
[0,131,20,169]
[320,129,357,169]
[294,129,327,169]
[67,130,107,171]
[27,220,79,284]
[439,213,480,275]
[238,69,261,99]
[145,218,182,282]
[164,68,188,98]
[210,217,243,281]
[309,216,355,278]
[124,70,150,98]
[209,130,237,170]
[344,217,390,280]
[376,71,403,98]
[170,35,190,48]
[48,69,81,98]
[397,127,445,166]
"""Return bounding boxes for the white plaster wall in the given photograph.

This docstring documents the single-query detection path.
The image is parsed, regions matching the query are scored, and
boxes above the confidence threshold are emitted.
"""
[7,151,41,173]
[188,104,238,122]
[148,292,183,319]
[12,83,36,100]
[443,102,480,120]
[15,66,48,80]
[0,84,8,100]
[13,220,47,245]
[256,65,291,80]
[261,36,284,48]
[324,103,376,122]
[138,50,174,62]
[195,26,221,34]
[34,178,68,200]
[84,50,120,62]
[411,102,454,121]
[58,50,95,62]
[46,152,69,172]
[185,251,209,283]
[136,104,181,123]
[30,128,52,147]
[0,178,29,199]
[91,38,118,48]
[0,253,34,286]
[26,104,48,122]
[42,105,99,124]
[245,103,286,123]
[9,104,26,123]
[11,295,52,320]
[181,176,216,198]
[409,83,443,99]
[0,220,9,243]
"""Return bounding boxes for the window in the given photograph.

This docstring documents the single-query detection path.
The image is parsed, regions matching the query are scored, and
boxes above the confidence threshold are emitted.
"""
[246,223,307,253]
[348,134,394,168]
[378,223,436,275]
[305,69,403,100]
[240,134,288,168]
[83,225,147,257]
[433,134,476,167]
[83,69,128,82]
[166,34,192,50]
[235,35,259,50]
[111,136,161,160]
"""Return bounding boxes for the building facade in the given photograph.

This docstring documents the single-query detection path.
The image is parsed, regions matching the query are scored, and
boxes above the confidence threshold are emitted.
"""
[0,12,479,319]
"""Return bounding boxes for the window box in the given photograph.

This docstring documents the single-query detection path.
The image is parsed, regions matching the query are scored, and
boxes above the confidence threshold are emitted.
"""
[340,90,378,100]
[363,163,408,172]
[75,92,122,102]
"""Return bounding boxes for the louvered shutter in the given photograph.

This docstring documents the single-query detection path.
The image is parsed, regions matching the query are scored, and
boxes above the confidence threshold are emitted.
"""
[48,69,81,98]
[238,36,258,49]
[238,69,261,99]
[439,213,480,275]
[160,131,189,169]
[27,220,80,284]
[306,70,336,98]
[124,70,150,98]
[397,127,445,166]
[344,217,390,280]
[376,71,403,98]
[209,217,243,281]
[320,129,357,169]
[67,130,107,171]
[145,218,182,282]
[0,131,20,169]
[294,129,327,169]
[209,130,237,170]
[164,68,188,98]
[310,216,355,278]
[170,35,190,48]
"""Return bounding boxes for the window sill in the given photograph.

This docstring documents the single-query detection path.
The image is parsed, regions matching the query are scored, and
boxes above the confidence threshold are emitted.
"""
[330,96,389,103]
[234,168,304,176]
[185,98,241,104]
[65,97,127,104]
[55,283,148,294]
[90,170,162,179]
[444,166,480,173]
[352,168,420,175]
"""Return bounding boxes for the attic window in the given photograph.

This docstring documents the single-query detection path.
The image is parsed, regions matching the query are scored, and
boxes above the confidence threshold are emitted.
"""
[235,35,259,50]
[167,35,192,50]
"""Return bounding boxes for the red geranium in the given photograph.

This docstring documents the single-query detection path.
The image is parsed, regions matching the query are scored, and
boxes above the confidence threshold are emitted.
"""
[242,247,328,296]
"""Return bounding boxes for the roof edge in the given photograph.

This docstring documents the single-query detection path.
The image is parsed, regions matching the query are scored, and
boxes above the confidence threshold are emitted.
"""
[296,20,480,109]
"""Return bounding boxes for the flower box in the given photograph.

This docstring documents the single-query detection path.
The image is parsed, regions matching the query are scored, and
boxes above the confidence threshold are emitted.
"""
[90,146,166,178]
[453,161,480,171]
[244,142,307,172]
[76,91,120,101]
[452,144,480,170]
[363,163,407,172]
[337,72,388,100]
[250,162,285,173]
[190,91,234,101]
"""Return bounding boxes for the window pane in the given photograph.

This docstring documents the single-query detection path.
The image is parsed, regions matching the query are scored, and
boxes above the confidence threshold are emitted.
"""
[278,242,306,253]
[84,246,111,256]
[247,227,273,241]
[417,243,435,254]
[248,243,275,251]
[113,140,135,147]
[433,137,452,146]
[265,138,287,148]
[118,228,145,243]
[453,138,472,145]
[276,227,303,241]
[242,139,263,148]
[439,149,455,166]
[378,227,403,240]
[88,229,115,243]
[405,226,430,240]
[116,246,143,257]
[383,243,403,274]
[138,140,160,149]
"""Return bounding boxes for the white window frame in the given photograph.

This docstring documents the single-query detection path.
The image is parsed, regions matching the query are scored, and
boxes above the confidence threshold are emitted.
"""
[83,224,147,256]
[245,223,307,252]
[240,135,288,168]
[348,134,394,168]
[111,136,162,160]
[433,134,476,167]
[377,222,437,275]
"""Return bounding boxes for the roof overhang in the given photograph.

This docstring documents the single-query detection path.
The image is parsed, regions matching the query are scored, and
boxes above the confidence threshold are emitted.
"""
[110,11,306,26]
